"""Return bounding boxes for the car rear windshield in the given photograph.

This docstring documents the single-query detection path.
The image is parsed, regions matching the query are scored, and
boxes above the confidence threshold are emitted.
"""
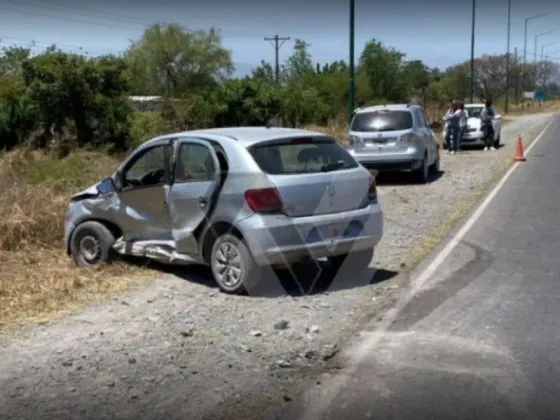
[466,107,483,118]
[249,137,359,175]
[351,110,413,132]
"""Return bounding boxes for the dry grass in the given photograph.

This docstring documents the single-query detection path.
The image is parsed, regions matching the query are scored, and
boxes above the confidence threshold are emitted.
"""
[0,149,155,331]
[503,99,560,115]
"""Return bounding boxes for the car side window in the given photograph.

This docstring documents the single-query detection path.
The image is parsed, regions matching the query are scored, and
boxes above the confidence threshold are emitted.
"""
[420,110,431,127]
[414,109,427,128]
[175,143,216,183]
[122,145,168,188]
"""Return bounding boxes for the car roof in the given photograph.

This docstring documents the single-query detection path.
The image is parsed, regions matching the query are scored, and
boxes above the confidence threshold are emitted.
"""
[465,103,485,107]
[144,126,332,147]
[354,103,418,114]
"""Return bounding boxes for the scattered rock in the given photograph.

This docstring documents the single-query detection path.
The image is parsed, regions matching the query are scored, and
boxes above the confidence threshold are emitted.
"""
[303,350,317,360]
[283,394,293,402]
[180,328,194,337]
[275,359,292,368]
[239,344,252,353]
[62,360,73,367]
[250,330,263,337]
[321,344,339,361]
[128,357,137,364]
[273,320,289,330]
[307,325,320,334]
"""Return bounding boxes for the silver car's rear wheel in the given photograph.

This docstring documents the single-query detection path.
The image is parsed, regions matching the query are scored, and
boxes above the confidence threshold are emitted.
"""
[210,234,261,295]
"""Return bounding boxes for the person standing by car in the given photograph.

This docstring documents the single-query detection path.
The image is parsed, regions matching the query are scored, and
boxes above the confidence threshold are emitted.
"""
[444,102,460,155]
[480,99,496,151]
[443,103,454,150]
[454,102,468,152]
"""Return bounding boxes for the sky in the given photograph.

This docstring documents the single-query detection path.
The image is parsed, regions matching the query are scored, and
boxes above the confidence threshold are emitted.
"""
[0,0,558,76]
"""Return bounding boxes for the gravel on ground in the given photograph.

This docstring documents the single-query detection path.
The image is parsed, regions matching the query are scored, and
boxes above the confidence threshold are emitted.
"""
[0,112,555,420]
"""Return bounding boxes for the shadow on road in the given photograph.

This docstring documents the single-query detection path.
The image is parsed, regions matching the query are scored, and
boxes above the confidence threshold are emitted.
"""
[122,256,398,298]
[376,170,444,186]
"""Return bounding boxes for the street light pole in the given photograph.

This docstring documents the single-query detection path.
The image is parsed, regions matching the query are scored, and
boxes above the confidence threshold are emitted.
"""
[523,14,547,91]
[534,31,554,89]
[469,0,476,103]
[504,0,512,113]
[348,0,355,124]
[540,43,557,90]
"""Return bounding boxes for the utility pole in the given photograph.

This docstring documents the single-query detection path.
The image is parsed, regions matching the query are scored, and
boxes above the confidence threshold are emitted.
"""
[469,0,476,103]
[264,35,290,83]
[514,47,519,104]
[504,0,511,113]
[348,0,355,123]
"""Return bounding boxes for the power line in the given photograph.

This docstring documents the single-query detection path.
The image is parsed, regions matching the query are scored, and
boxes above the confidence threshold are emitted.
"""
[20,0,154,26]
[264,35,290,83]
[0,2,263,38]
[0,35,125,55]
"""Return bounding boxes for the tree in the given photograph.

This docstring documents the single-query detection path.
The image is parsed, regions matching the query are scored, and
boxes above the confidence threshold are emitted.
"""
[284,39,314,81]
[359,39,408,102]
[125,23,234,97]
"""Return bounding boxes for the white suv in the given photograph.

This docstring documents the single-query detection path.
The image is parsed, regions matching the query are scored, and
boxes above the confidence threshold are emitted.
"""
[347,104,442,184]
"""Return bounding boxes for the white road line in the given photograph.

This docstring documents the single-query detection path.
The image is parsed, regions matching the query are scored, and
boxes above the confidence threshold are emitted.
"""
[296,116,558,420]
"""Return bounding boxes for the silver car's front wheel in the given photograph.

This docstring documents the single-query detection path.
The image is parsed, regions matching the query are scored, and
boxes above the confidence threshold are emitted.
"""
[70,221,117,267]
[210,234,261,295]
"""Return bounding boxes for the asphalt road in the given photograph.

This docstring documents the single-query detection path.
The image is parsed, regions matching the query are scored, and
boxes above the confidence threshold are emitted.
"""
[273,116,560,420]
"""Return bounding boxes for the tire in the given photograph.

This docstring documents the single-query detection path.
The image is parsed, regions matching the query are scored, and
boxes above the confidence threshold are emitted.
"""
[210,233,263,295]
[70,221,117,268]
[329,247,374,276]
[429,147,440,174]
[412,153,429,184]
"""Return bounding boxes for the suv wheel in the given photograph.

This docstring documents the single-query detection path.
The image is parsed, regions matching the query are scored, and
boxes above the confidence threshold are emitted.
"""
[413,153,429,184]
[429,147,440,174]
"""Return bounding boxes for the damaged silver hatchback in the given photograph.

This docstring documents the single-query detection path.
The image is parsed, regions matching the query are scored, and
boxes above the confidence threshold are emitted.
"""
[65,127,384,294]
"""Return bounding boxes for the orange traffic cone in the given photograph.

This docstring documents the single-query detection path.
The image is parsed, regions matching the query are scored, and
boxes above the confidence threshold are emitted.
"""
[513,135,526,162]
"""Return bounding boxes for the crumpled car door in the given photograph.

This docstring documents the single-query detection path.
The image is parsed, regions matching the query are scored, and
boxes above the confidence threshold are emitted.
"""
[165,138,221,256]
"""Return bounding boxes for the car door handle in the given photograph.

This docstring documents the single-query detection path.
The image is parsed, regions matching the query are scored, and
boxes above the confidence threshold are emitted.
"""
[198,197,208,208]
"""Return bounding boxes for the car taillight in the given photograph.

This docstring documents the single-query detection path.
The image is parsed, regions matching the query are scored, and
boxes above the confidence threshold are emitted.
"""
[400,133,418,145]
[244,188,283,213]
[368,177,377,201]
[347,135,359,147]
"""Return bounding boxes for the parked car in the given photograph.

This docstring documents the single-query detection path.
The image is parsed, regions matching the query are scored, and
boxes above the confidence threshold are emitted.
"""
[347,104,442,183]
[442,103,502,148]
[64,127,384,294]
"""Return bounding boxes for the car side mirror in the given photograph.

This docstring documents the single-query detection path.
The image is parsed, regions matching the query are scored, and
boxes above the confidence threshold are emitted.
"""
[97,177,116,195]
[430,121,443,133]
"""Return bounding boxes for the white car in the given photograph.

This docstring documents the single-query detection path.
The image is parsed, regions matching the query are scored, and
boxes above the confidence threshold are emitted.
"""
[443,104,502,148]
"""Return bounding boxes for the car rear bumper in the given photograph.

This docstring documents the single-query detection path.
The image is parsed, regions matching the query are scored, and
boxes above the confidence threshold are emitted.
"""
[237,202,384,266]
[348,149,424,171]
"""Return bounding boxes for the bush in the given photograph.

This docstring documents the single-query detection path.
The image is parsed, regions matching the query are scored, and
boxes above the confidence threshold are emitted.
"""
[128,111,169,148]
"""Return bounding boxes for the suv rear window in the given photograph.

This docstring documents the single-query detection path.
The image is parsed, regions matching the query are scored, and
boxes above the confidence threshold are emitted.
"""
[351,110,413,132]
[249,137,359,175]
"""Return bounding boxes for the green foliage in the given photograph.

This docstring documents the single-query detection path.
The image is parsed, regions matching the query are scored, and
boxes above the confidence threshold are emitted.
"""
[1,23,559,153]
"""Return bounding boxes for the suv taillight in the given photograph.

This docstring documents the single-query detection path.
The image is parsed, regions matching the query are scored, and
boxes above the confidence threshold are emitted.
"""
[400,133,418,145]
[244,188,283,213]
[368,177,377,201]
[347,135,359,147]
